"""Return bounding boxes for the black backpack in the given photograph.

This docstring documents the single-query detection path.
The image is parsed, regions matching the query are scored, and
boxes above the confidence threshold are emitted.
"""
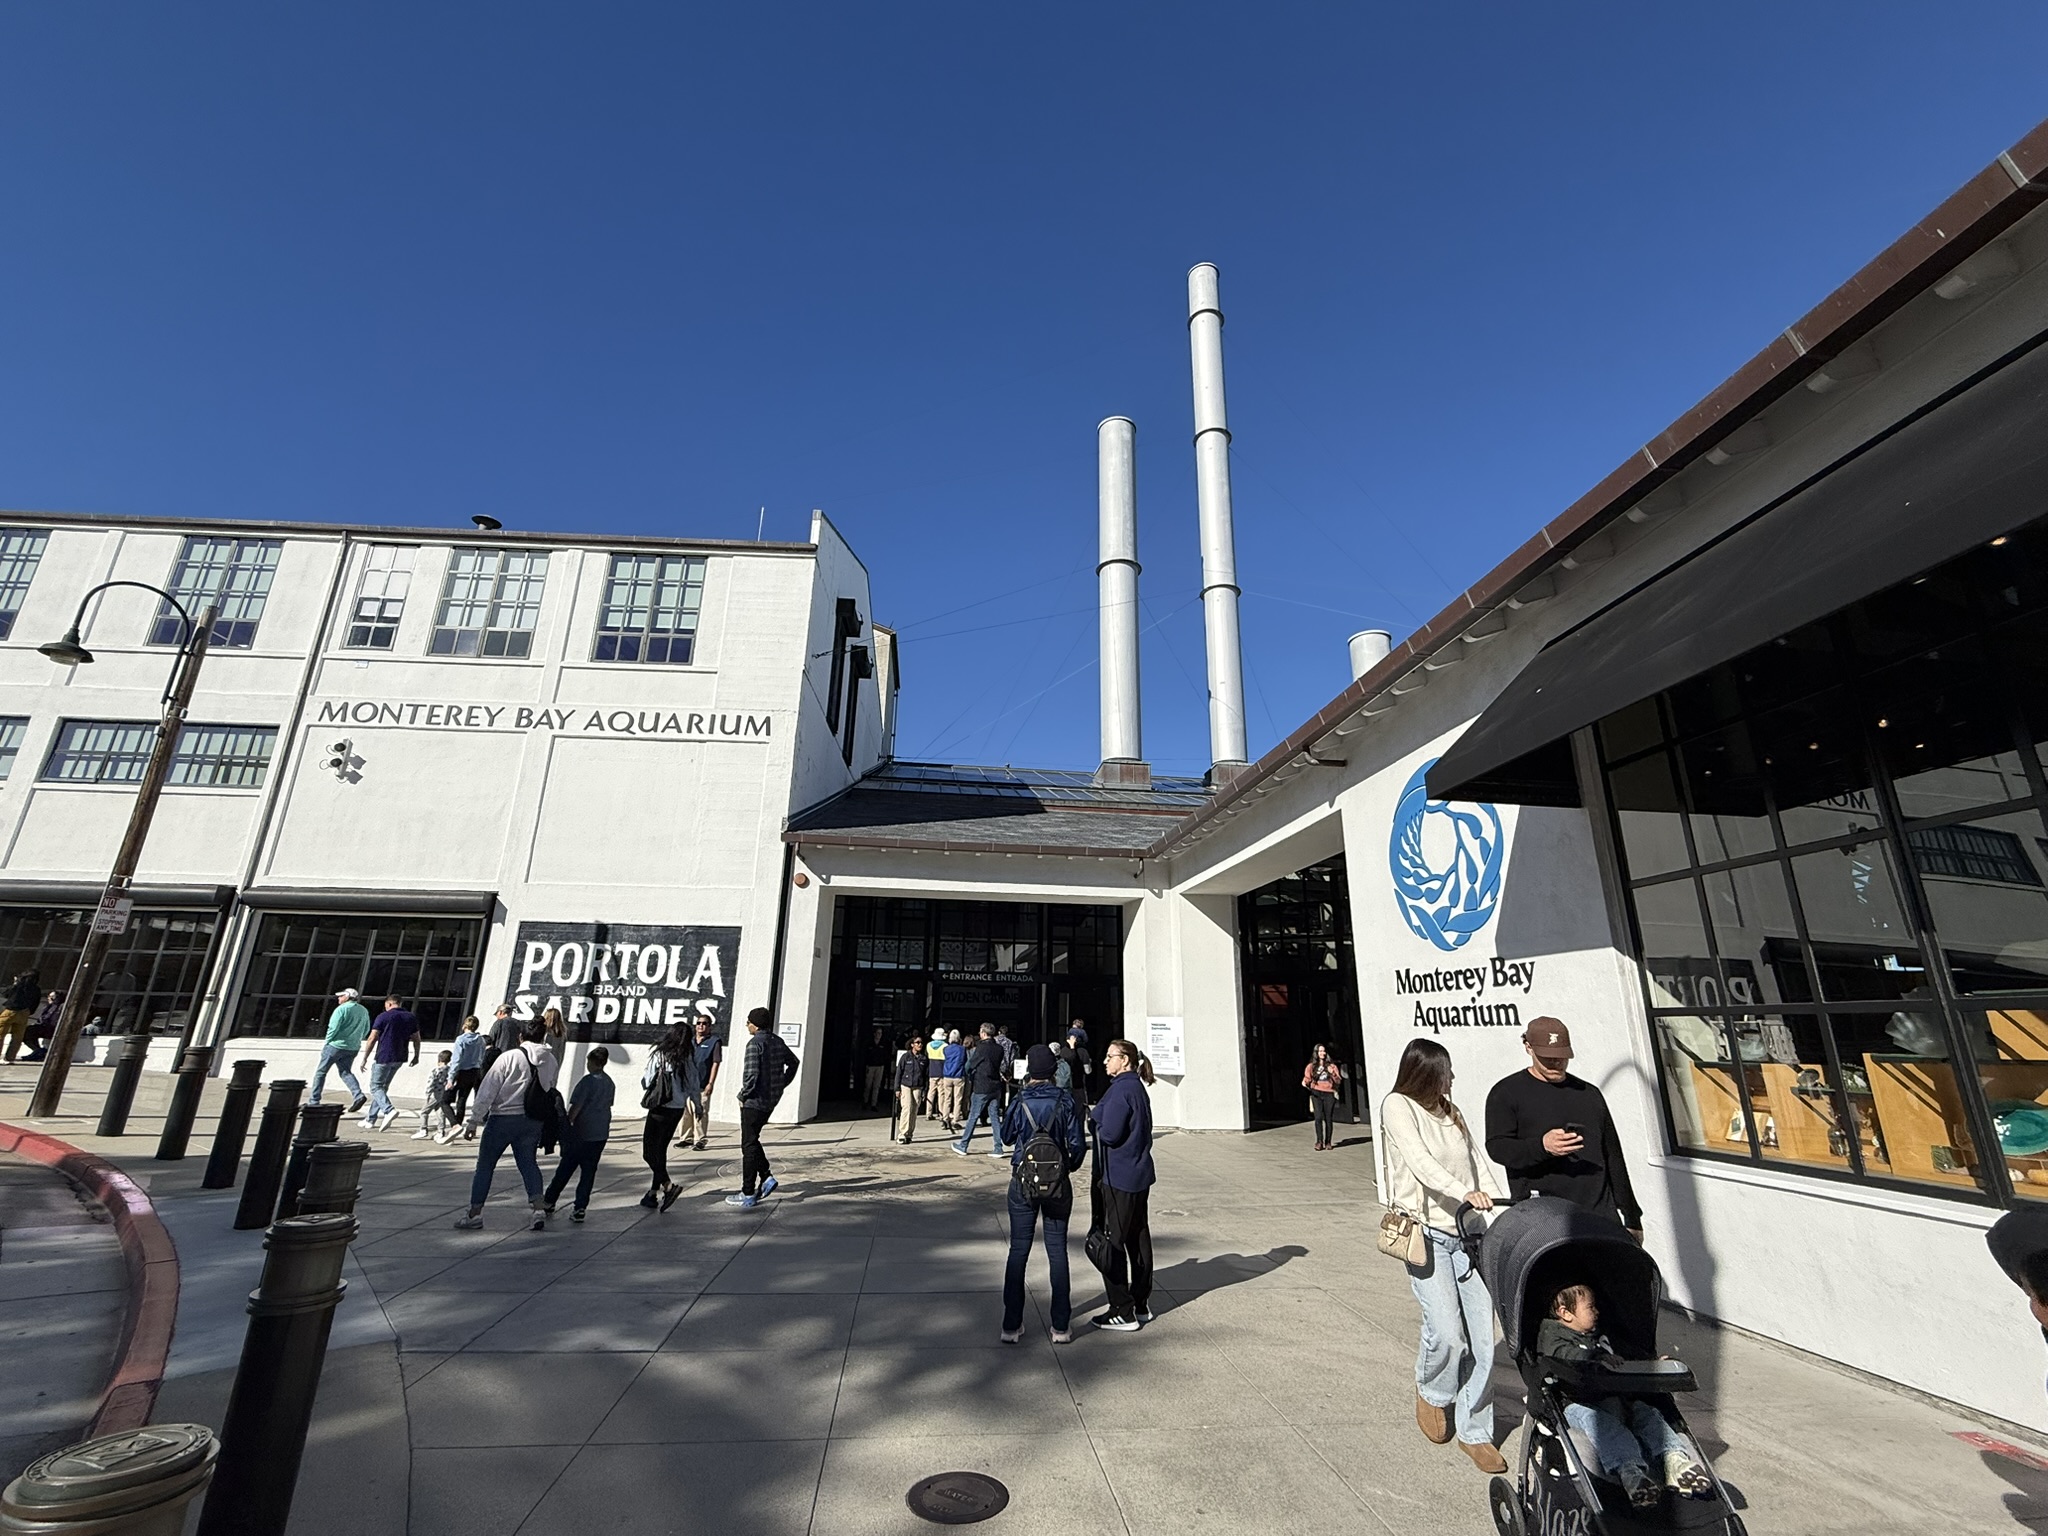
[520,1052,562,1142]
[1014,1097,1070,1203]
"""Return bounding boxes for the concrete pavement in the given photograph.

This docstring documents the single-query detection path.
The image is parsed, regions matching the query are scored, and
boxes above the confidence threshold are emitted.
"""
[4,1060,2047,1533]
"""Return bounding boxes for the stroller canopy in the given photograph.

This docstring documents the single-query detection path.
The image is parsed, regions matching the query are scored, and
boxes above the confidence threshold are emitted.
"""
[1477,1196,1664,1359]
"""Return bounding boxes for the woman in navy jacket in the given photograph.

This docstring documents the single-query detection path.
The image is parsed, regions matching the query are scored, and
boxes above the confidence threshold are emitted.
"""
[1091,1038,1157,1331]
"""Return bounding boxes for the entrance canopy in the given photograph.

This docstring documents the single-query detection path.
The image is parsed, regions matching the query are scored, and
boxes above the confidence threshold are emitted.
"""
[1428,335,2048,808]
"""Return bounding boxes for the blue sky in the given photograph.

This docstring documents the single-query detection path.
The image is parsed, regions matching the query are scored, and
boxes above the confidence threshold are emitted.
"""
[4,6,2047,777]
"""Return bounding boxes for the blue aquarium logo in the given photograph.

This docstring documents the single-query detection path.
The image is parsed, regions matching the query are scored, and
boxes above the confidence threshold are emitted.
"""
[1389,759,1505,952]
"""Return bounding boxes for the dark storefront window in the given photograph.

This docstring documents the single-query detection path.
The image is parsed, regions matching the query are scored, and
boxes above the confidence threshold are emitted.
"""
[1239,856,1364,1123]
[1601,519,2048,1206]
[234,912,483,1039]
[0,905,222,1038]
[823,896,1123,1103]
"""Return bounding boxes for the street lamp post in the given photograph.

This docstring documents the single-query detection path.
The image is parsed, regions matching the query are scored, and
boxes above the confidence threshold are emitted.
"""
[27,586,218,1119]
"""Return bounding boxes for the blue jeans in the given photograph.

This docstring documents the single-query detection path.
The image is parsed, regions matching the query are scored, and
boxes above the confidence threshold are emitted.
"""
[1407,1226,1496,1446]
[470,1115,543,1210]
[955,1091,1007,1154]
[1003,1180,1072,1332]
[1564,1397,1688,1478]
[368,1061,401,1118]
[309,1045,362,1106]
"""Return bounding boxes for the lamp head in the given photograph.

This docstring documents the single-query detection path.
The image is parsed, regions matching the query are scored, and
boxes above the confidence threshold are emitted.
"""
[39,626,93,667]
[471,514,503,532]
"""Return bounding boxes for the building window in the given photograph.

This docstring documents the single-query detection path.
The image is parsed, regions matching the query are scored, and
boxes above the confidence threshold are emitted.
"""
[430,548,548,658]
[0,530,50,641]
[1909,823,2042,886]
[0,718,27,778]
[233,912,483,1039]
[150,537,283,649]
[41,720,277,788]
[345,545,414,649]
[0,905,222,1036]
[593,554,707,664]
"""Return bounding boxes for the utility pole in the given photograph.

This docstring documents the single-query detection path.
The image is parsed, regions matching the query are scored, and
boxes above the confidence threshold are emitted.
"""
[28,602,216,1118]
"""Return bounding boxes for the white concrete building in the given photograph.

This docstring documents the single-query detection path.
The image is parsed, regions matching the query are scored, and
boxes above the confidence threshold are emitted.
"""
[0,509,894,1125]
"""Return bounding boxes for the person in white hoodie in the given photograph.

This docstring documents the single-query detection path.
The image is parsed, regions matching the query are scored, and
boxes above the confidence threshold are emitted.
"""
[1379,1035,1510,1476]
[454,1017,560,1231]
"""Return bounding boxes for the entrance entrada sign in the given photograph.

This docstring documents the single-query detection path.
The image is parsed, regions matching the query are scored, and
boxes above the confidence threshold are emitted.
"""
[507,921,743,1043]
[313,699,774,740]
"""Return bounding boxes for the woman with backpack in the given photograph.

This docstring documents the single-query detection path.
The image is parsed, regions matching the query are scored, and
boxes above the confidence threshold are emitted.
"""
[1303,1042,1344,1150]
[998,1044,1088,1343]
[639,1023,693,1211]
[1091,1038,1157,1332]
[454,1018,559,1232]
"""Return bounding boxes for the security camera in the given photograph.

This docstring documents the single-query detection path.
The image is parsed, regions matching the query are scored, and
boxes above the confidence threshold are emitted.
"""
[321,738,355,780]
[325,739,352,757]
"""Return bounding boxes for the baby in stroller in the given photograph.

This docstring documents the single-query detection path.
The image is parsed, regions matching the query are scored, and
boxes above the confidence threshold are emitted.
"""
[1540,1281,1712,1507]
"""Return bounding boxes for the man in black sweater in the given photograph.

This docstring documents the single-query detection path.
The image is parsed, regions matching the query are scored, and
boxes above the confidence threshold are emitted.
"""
[1484,1018,1643,1239]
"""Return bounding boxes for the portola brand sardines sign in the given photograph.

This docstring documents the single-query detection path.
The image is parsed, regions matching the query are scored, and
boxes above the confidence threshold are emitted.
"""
[506,921,742,1044]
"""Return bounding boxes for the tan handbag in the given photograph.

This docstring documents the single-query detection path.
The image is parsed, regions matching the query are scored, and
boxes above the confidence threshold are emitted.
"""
[1374,1093,1431,1266]
[1376,1206,1428,1266]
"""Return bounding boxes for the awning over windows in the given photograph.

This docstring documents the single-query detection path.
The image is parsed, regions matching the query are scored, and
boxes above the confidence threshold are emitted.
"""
[237,887,498,916]
[1427,334,2048,808]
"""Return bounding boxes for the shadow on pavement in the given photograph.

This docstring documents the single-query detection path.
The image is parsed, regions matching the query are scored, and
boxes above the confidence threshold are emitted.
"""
[1152,1243,1308,1293]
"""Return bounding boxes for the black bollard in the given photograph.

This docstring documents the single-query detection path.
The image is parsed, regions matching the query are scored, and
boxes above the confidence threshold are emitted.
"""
[274,1104,343,1220]
[94,1033,154,1137]
[296,1140,370,1217]
[156,1045,216,1160]
[233,1081,305,1231]
[202,1060,268,1189]
[194,1212,357,1536]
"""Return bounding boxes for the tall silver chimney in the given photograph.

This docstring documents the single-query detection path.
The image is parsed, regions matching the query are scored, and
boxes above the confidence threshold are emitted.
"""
[1095,416,1149,787]
[1188,262,1249,778]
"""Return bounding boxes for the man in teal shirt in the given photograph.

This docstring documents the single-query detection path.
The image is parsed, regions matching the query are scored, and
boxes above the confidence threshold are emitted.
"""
[309,987,371,1112]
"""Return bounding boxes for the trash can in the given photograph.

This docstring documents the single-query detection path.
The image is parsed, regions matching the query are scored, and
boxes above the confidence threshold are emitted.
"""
[1,1424,217,1536]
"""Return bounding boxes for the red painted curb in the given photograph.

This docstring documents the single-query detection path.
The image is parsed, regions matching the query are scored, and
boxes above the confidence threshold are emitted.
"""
[0,1120,178,1434]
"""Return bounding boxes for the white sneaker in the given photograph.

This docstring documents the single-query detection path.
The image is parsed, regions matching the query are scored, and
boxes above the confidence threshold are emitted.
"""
[410,1129,430,1140]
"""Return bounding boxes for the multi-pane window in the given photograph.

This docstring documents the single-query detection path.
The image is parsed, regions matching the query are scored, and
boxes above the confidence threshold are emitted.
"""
[0,530,49,641]
[1600,516,2048,1208]
[0,905,222,1037]
[150,537,283,648]
[0,718,27,778]
[430,548,548,658]
[345,545,414,649]
[593,554,707,664]
[233,912,483,1038]
[41,720,277,788]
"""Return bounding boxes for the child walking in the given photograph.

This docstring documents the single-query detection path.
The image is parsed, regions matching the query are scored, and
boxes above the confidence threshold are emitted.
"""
[413,1050,457,1140]
[1539,1283,1711,1507]
[545,1046,615,1223]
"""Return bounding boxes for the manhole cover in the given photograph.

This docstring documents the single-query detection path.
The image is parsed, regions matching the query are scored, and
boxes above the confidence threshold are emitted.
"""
[905,1471,1010,1524]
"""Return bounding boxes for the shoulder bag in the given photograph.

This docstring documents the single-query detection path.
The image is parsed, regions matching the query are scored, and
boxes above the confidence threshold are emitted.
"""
[641,1054,677,1111]
[1374,1094,1430,1267]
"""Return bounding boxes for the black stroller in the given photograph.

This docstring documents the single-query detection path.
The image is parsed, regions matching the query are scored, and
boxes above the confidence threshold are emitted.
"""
[1458,1196,1746,1536]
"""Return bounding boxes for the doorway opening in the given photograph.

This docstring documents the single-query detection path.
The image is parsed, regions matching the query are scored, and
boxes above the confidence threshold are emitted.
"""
[1238,855,1365,1126]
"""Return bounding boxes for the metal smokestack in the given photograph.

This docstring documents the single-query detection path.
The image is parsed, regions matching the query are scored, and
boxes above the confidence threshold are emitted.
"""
[1188,262,1248,776]
[1348,629,1391,680]
[1095,417,1148,787]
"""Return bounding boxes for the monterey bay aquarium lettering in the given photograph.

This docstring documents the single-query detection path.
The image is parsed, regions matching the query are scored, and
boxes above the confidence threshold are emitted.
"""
[1393,956,1537,1032]
[507,921,744,1045]
[315,699,773,739]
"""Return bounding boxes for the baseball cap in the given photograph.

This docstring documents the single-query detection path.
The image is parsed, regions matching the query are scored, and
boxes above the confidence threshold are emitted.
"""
[1523,1018,1572,1053]
[1027,1043,1058,1080]
[336,987,360,1001]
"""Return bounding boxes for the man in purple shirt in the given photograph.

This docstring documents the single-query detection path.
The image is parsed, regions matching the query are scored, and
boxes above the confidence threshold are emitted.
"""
[360,994,421,1131]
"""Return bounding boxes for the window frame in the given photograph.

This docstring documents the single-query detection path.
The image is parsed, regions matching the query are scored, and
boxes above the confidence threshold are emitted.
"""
[150,536,283,650]
[39,719,279,790]
[590,552,708,666]
[429,547,549,659]
[0,530,50,641]
[343,544,416,651]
